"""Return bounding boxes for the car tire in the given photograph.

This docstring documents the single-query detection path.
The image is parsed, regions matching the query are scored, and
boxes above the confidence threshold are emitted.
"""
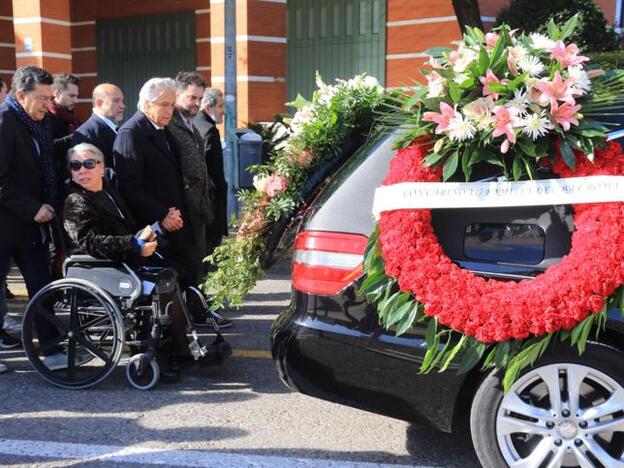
[470,341,624,468]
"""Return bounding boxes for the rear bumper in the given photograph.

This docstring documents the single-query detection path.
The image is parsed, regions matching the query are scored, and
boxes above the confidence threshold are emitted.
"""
[271,291,468,432]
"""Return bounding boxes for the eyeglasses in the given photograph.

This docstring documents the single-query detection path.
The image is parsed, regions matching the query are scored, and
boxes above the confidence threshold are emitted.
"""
[69,159,101,172]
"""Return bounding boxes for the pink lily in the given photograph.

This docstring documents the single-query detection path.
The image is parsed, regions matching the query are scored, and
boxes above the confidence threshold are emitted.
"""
[532,72,577,107]
[423,102,457,134]
[550,101,581,131]
[492,106,519,153]
[479,69,505,100]
[485,32,499,49]
[550,41,589,68]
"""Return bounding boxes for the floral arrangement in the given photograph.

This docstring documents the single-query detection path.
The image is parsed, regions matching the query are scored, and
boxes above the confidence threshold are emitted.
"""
[361,16,624,391]
[203,74,385,309]
[389,16,623,181]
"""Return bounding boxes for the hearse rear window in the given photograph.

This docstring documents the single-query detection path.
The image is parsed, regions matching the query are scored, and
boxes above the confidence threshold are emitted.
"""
[464,223,545,265]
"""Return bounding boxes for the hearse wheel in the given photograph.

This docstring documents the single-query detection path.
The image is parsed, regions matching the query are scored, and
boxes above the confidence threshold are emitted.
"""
[471,342,624,468]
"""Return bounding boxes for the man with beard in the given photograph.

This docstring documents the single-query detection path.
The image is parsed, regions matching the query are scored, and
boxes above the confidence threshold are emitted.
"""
[194,88,227,255]
[49,73,81,140]
[168,73,230,328]
[71,84,126,178]
[167,72,213,282]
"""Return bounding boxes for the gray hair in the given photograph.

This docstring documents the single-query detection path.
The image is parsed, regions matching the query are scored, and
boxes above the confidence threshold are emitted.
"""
[201,88,223,109]
[11,66,53,95]
[68,143,105,165]
[137,77,176,111]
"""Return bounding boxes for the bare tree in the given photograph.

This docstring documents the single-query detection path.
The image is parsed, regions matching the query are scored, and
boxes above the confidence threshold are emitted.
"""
[452,0,483,31]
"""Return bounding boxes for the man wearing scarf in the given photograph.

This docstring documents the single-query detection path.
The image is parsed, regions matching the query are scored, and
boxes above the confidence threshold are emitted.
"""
[0,66,62,373]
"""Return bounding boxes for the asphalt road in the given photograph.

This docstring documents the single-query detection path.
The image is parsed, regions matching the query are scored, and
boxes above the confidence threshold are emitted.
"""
[0,261,479,467]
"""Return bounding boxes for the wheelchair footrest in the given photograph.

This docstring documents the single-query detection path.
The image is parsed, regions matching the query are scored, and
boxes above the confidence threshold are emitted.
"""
[190,335,232,366]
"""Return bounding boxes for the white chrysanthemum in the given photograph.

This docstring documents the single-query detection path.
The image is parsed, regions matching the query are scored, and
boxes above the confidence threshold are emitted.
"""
[517,55,545,76]
[529,33,555,51]
[447,114,477,141]
[508,89,530,113]
[568,65,592,93]
[521,111,552,140]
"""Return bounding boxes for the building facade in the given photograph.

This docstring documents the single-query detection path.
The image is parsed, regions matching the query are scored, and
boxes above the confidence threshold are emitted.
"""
[0,0,621,124]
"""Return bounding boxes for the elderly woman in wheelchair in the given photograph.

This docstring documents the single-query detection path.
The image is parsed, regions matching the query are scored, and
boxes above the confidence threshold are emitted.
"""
[22,143,231,389]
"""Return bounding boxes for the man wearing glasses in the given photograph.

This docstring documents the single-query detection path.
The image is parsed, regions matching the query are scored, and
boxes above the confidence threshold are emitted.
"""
[0,66,62,373]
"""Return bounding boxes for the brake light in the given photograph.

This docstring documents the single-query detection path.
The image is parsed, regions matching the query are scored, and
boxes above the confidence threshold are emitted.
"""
[292,230,369,295]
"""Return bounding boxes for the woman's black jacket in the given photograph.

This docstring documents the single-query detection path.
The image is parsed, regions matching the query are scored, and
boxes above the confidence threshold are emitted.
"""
[63,180,141,263]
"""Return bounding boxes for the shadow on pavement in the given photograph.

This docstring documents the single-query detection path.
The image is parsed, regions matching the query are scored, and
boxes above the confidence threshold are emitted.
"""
[405,423,480,467]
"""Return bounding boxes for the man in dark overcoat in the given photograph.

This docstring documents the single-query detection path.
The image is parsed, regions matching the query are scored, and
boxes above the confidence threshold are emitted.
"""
[113,77,195,285]
[194,88,228,254]
[0,66,63,372]
[167,72,214,283]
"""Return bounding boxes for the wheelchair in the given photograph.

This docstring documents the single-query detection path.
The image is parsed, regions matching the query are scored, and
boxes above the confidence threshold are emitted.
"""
[21,254,231,390]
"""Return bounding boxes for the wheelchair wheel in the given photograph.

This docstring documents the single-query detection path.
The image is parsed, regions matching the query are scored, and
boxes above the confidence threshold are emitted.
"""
[22,278,124,389]
[126,353,159,390]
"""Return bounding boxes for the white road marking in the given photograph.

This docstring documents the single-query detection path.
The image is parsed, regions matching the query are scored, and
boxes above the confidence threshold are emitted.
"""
[0,439,429,467]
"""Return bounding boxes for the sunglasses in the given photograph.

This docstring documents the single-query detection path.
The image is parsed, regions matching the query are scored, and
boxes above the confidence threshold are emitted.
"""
[69,159,101,172]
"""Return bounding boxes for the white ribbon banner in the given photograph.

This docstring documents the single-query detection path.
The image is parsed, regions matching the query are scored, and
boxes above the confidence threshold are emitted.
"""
[372,175,624,219]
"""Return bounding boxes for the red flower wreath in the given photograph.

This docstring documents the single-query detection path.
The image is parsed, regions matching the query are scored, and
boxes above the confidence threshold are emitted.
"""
[378,141,624,343]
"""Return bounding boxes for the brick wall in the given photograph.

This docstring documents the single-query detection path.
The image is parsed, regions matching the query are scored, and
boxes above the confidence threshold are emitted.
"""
[0,2,15,86]
[5,0,620,124]
[385,0,462,88]
[210,0,286,125]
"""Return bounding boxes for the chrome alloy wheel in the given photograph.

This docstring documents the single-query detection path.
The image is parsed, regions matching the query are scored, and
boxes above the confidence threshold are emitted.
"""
[496,363,624,467]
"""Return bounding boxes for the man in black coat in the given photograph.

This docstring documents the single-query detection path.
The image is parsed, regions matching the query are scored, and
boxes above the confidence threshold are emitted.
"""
[168,73,214,281]
[194,88,228,254]
[0,66,63,371]
[71,83,125,172]
[113,77,195,286]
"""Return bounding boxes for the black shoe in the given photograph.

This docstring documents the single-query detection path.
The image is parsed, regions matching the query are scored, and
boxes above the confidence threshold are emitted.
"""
[193,312,232,329]
[0,330,21,349]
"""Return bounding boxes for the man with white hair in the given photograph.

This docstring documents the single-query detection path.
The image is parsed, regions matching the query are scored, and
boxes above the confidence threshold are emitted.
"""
[113,77,195,286]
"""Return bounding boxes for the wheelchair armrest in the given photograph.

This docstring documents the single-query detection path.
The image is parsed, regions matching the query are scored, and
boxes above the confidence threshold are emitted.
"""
[62,255,120,275]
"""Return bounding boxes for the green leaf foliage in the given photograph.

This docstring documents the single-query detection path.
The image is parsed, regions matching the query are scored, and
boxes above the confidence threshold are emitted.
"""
[495,0,619,52]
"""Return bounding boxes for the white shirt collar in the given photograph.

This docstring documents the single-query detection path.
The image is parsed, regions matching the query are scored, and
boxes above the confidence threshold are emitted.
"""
[92,109,119,133]
[148,117,164,130]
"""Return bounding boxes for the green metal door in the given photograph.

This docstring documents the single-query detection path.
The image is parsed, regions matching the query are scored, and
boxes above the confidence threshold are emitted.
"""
[97,12,196,117]
[287,0,386,101]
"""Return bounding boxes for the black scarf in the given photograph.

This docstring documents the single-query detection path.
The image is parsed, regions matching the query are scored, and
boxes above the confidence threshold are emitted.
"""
[6,94,59,207]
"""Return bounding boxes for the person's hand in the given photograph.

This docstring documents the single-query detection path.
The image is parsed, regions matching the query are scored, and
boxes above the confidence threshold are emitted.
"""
[34,204,55,223]
[161,207,183,231]
[138,225,157,242]
[140,240,158,257]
